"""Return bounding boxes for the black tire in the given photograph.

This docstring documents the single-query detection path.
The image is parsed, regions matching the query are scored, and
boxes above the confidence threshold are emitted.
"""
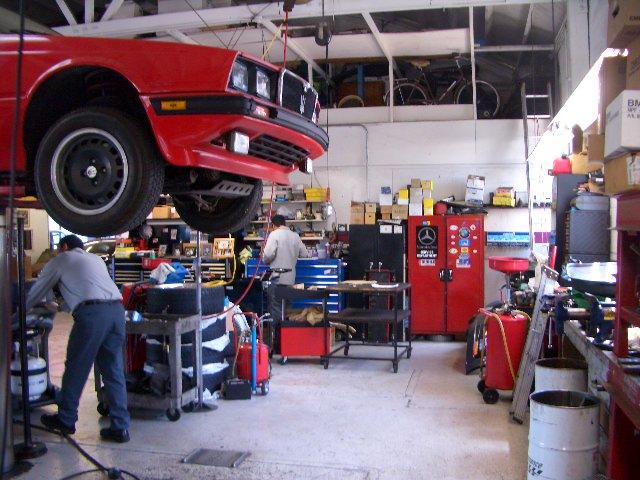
[261,381,269,395]
[279,356,287,365]
[172,179,263,235]
[146,285,224,316]
[201,319,227,342]
[483,389,499,404]
[97,402,110,417]
[477,379,486,393]
[34,107,164,237]
[343,346,349,356]
[166,408,181,421]
[182,402,195,413]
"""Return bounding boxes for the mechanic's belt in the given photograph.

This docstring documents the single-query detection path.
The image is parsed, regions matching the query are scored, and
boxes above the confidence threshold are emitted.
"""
[73,299,121,315]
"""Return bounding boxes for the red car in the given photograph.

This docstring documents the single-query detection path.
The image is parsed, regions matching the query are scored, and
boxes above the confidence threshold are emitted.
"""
[0,35,328,236]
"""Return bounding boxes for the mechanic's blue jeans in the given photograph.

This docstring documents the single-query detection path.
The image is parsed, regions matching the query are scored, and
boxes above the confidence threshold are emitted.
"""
[58,302,130,431]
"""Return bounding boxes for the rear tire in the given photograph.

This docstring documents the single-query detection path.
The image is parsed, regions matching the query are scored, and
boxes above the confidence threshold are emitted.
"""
[34,107,164,237]
[172,179,262,235]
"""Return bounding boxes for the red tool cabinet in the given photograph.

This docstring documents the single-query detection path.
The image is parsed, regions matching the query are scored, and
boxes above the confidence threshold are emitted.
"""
[408,215,484,335]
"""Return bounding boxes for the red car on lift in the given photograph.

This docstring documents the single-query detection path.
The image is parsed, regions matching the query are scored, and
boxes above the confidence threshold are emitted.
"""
[0,35,328,236]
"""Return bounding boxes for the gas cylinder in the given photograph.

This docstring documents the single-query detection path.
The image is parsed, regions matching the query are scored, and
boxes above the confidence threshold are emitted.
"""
[480,311,528,403]
[11,355,47,401]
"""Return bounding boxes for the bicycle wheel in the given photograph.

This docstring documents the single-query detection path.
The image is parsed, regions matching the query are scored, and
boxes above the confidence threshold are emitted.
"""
[337,95,365,108]
[385,82,429,106]
[455,80,500,119]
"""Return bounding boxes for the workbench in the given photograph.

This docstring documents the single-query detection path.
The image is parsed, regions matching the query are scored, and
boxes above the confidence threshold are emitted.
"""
[95,312,202,422]
[564,320,640,475]
[321,282,411,373]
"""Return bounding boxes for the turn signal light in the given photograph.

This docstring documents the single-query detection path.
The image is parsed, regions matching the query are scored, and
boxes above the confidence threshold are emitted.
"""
[253,105,270,118]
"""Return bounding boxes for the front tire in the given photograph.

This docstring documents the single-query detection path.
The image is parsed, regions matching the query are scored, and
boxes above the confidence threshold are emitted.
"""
[172,179,262,235]
[35,107,164,237]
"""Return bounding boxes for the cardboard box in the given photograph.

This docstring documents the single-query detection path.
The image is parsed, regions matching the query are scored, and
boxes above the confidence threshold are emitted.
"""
[571,152,604,174]
[409,188,423,203]
[408,203,423,216]
[421,180,434,191]
[466,175,485,189]
[410,178,422,188]
[599,56,627,134]
[379,186,393,206]
[607,0,640,48]
[604,90,640,159]
[152,206,171,219]
[605,153,640,194]
[364,203,377,213]
[350,203,365,225]
[380,205,393,215]
[587,134,606,164]
[364,212,376,224]
[350,213,365,225]
[397,189,409,205]
[627,34,640,89]
[423,198,434,215]
[465,187,484,206]
[381,213,392,220]
[391,205,408,220]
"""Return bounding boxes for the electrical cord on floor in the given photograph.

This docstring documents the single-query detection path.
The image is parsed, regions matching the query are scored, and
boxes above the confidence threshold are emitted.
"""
[14,421,140,480]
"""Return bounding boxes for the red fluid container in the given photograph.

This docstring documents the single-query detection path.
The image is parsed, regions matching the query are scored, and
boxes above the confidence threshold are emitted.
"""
[236,342,270,385]
[485,313,528,390]
[551,155,572,176]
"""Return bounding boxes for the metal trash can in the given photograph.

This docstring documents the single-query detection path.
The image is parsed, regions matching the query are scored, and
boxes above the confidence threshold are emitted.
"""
[528,390,599,480]
[534,358,588,393]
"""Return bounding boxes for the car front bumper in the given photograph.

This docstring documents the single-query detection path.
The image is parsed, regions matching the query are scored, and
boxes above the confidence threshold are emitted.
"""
[145,94,328,185]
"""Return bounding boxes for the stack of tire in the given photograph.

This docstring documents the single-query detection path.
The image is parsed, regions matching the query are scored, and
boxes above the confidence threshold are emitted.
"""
[144,285,232,396]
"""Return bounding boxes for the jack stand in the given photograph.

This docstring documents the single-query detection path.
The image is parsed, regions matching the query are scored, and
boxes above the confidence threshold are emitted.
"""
[13,217,46,461]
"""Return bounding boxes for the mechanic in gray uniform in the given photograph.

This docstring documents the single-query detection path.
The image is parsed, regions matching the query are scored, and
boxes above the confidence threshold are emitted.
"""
[263,215,309,324]
[26,235,130,443]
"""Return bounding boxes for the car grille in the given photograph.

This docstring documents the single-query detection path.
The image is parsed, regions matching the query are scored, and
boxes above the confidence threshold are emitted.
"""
[280,70,318,121]
[249,135,309,167]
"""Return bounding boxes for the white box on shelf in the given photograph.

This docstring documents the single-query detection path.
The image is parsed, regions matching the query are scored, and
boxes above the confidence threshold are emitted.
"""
[604,90,640,159]
[409,203,423,216]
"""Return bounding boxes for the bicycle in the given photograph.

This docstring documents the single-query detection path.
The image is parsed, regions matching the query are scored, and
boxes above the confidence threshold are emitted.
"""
[384,57,500,119]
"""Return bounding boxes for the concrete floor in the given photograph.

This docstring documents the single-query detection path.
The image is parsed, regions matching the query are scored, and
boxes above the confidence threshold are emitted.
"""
[13,313,529,479]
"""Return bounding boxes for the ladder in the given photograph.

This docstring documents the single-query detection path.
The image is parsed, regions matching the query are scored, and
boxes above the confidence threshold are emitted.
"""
[510,265,559,424]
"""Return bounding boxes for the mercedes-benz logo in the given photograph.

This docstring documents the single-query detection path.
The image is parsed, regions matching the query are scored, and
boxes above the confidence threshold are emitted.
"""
[417,227,437,246]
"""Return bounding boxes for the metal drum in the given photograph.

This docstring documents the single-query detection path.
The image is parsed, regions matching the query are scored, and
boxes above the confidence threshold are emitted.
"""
[535,358,588,393]
[528,390,600,480]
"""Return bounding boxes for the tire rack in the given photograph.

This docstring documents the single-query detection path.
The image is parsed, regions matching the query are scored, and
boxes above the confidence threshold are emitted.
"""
[110,257,230,286]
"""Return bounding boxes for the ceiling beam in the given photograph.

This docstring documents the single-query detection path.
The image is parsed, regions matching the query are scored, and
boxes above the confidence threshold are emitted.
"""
[259,19,327,80]
[166,29,199,45]
[84,0,94,24]
[54,0,554,38]
[361,12,391,60]
[54,0,77,25]
[101,0,124,22]
[475,44,554,52]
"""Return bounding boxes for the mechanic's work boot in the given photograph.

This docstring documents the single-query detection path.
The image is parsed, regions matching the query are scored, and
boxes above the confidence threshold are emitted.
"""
[100,427,130,443]
[41,413,76,435]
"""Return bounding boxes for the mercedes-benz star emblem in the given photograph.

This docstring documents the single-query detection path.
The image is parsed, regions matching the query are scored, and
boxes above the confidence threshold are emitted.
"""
[418,227,437,246]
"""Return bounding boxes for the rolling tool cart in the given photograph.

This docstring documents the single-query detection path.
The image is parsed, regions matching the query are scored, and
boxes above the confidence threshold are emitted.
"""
[95,312,203,421]
[276,286,330,364]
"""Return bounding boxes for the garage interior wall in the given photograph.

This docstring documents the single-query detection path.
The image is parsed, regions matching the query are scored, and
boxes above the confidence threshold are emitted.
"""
[289,118,540,304]
[24,208,50,260]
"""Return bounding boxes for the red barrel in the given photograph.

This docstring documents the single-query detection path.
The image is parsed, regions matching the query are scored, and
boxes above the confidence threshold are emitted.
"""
[485,312,528,391]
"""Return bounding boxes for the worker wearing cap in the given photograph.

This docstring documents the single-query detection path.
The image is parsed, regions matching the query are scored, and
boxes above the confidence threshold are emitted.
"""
[26,235,130,443]
[263,215,309,324]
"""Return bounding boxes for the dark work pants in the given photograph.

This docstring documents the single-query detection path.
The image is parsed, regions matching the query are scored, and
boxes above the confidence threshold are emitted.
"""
[59,302,130,431]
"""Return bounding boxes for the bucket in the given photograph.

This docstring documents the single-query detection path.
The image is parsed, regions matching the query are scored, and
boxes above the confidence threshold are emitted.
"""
[535,358,588,393]
[528,390,599,480]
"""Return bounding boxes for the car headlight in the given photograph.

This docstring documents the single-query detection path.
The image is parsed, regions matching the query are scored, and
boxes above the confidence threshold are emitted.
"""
[231,62,248,91]
[256,69,271,99]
